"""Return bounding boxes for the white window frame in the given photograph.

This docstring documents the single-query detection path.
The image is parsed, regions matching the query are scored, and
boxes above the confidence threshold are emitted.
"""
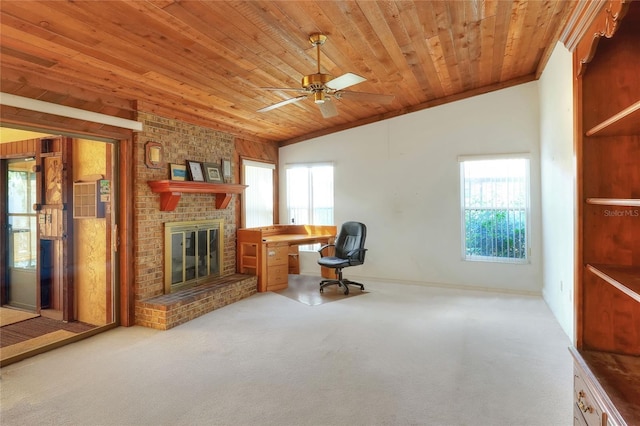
[285,162,334,250]
[241,159,275,228]
[458,153,531,264]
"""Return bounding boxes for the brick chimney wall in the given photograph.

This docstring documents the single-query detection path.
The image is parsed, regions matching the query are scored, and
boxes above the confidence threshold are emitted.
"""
[133,112,237,301]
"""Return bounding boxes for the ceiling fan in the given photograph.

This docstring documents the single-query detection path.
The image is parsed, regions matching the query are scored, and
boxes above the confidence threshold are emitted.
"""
[257,33,394,118]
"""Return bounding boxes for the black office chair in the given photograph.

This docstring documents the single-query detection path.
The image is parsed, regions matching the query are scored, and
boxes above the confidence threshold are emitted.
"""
[317,221,367,295]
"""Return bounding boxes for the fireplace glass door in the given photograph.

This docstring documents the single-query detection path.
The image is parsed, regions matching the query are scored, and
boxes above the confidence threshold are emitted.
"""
[165,220,223,292]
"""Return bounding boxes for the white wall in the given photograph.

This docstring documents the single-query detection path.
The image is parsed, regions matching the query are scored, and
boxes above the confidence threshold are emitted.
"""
[538,42,575,341]
[280,82,543,294]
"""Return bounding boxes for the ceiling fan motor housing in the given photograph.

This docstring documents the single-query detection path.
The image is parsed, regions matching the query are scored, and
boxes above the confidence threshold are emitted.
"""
[301,73,332,91]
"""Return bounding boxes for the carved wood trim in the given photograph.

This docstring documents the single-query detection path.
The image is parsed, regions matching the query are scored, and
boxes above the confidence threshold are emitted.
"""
[561,0,631,75]
[559,0,608,51]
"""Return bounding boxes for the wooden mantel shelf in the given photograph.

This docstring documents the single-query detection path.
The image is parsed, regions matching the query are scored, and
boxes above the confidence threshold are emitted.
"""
[147,180,247,211]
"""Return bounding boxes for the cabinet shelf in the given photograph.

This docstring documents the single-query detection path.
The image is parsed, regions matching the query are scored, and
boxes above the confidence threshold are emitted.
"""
[147,180,247,211]
[586,198,640,207]
[586,100,640,136]
[586,264,640,303]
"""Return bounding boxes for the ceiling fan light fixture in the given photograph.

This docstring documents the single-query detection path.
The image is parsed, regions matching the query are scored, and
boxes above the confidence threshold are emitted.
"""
[314,91,326,104]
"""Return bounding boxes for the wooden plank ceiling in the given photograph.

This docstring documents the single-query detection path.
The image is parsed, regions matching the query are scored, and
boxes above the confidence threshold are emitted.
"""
[0,1,574,145]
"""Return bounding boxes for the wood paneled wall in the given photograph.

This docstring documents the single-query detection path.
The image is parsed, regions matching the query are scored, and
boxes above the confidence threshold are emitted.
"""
[0,138,38,158]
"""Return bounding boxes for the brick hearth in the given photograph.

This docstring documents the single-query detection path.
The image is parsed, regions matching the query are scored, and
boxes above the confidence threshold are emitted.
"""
[135,274,257,330]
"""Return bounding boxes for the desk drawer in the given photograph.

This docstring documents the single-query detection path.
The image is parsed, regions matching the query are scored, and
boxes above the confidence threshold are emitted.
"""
[574,368,605,426]
[267,281,288,292]
[267,264,288,286]
[574,402,588,426]
[266,244,288,266]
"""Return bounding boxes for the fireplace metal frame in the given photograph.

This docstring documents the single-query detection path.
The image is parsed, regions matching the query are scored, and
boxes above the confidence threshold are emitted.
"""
[163,219,224,293]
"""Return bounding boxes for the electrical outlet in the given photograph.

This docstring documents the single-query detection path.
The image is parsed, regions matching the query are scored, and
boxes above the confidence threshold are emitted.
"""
[560,280,563,292]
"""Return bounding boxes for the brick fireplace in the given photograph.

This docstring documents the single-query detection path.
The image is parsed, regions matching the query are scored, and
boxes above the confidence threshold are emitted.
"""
[132,111,256,329]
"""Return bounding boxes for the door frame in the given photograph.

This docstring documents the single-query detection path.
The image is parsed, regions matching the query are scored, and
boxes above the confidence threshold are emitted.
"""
[0,159,8,303]
[1,127,135,326]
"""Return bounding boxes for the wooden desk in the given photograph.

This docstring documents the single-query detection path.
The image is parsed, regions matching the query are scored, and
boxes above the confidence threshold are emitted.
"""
[237,225,336,292]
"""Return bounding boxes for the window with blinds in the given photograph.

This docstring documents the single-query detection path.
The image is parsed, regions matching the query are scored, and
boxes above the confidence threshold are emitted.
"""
[242,160,275,228]
[459,155,530,263]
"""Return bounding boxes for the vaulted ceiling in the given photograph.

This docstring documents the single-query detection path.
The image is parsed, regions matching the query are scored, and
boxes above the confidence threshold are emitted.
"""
[0,1,574,145]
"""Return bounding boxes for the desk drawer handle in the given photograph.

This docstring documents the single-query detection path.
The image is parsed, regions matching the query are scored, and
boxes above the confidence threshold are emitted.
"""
[577,391,593,414]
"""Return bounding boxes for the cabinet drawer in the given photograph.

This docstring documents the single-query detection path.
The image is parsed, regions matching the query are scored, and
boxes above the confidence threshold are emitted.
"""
[267,264,288,285]
[266,244,288,266]
[574,370,605,426]
[574,402,588,426]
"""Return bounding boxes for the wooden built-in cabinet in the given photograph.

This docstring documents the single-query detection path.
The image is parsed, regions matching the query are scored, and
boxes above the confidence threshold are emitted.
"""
[567,0,640,424]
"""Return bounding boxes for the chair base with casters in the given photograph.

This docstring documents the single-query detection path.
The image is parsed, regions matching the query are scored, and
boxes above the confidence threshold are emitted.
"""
[319,268,365,295]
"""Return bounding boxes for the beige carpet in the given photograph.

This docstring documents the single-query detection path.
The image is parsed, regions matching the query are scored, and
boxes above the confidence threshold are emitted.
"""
[0,307,38,327]
[0,279,573,426]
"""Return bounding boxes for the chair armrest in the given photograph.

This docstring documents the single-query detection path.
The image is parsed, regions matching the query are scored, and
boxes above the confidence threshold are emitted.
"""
[318,244,335,257]
[346,248,367,257]
[346,248,367,264]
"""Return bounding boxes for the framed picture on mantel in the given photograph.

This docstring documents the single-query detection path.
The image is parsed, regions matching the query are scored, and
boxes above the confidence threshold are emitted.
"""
[169,164,187,181]
[203,163,224,183]
[221,159,231,181]
[187,160,205,182]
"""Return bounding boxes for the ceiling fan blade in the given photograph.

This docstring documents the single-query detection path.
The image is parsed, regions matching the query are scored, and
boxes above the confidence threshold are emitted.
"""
[325,72,366,91]
[257,95,308,113]
[335,90,395,105]
[318,99,338,118]
[260,87,308,93]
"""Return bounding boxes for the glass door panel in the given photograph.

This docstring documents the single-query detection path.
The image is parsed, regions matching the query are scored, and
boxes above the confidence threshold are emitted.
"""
[7,159,38,311]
